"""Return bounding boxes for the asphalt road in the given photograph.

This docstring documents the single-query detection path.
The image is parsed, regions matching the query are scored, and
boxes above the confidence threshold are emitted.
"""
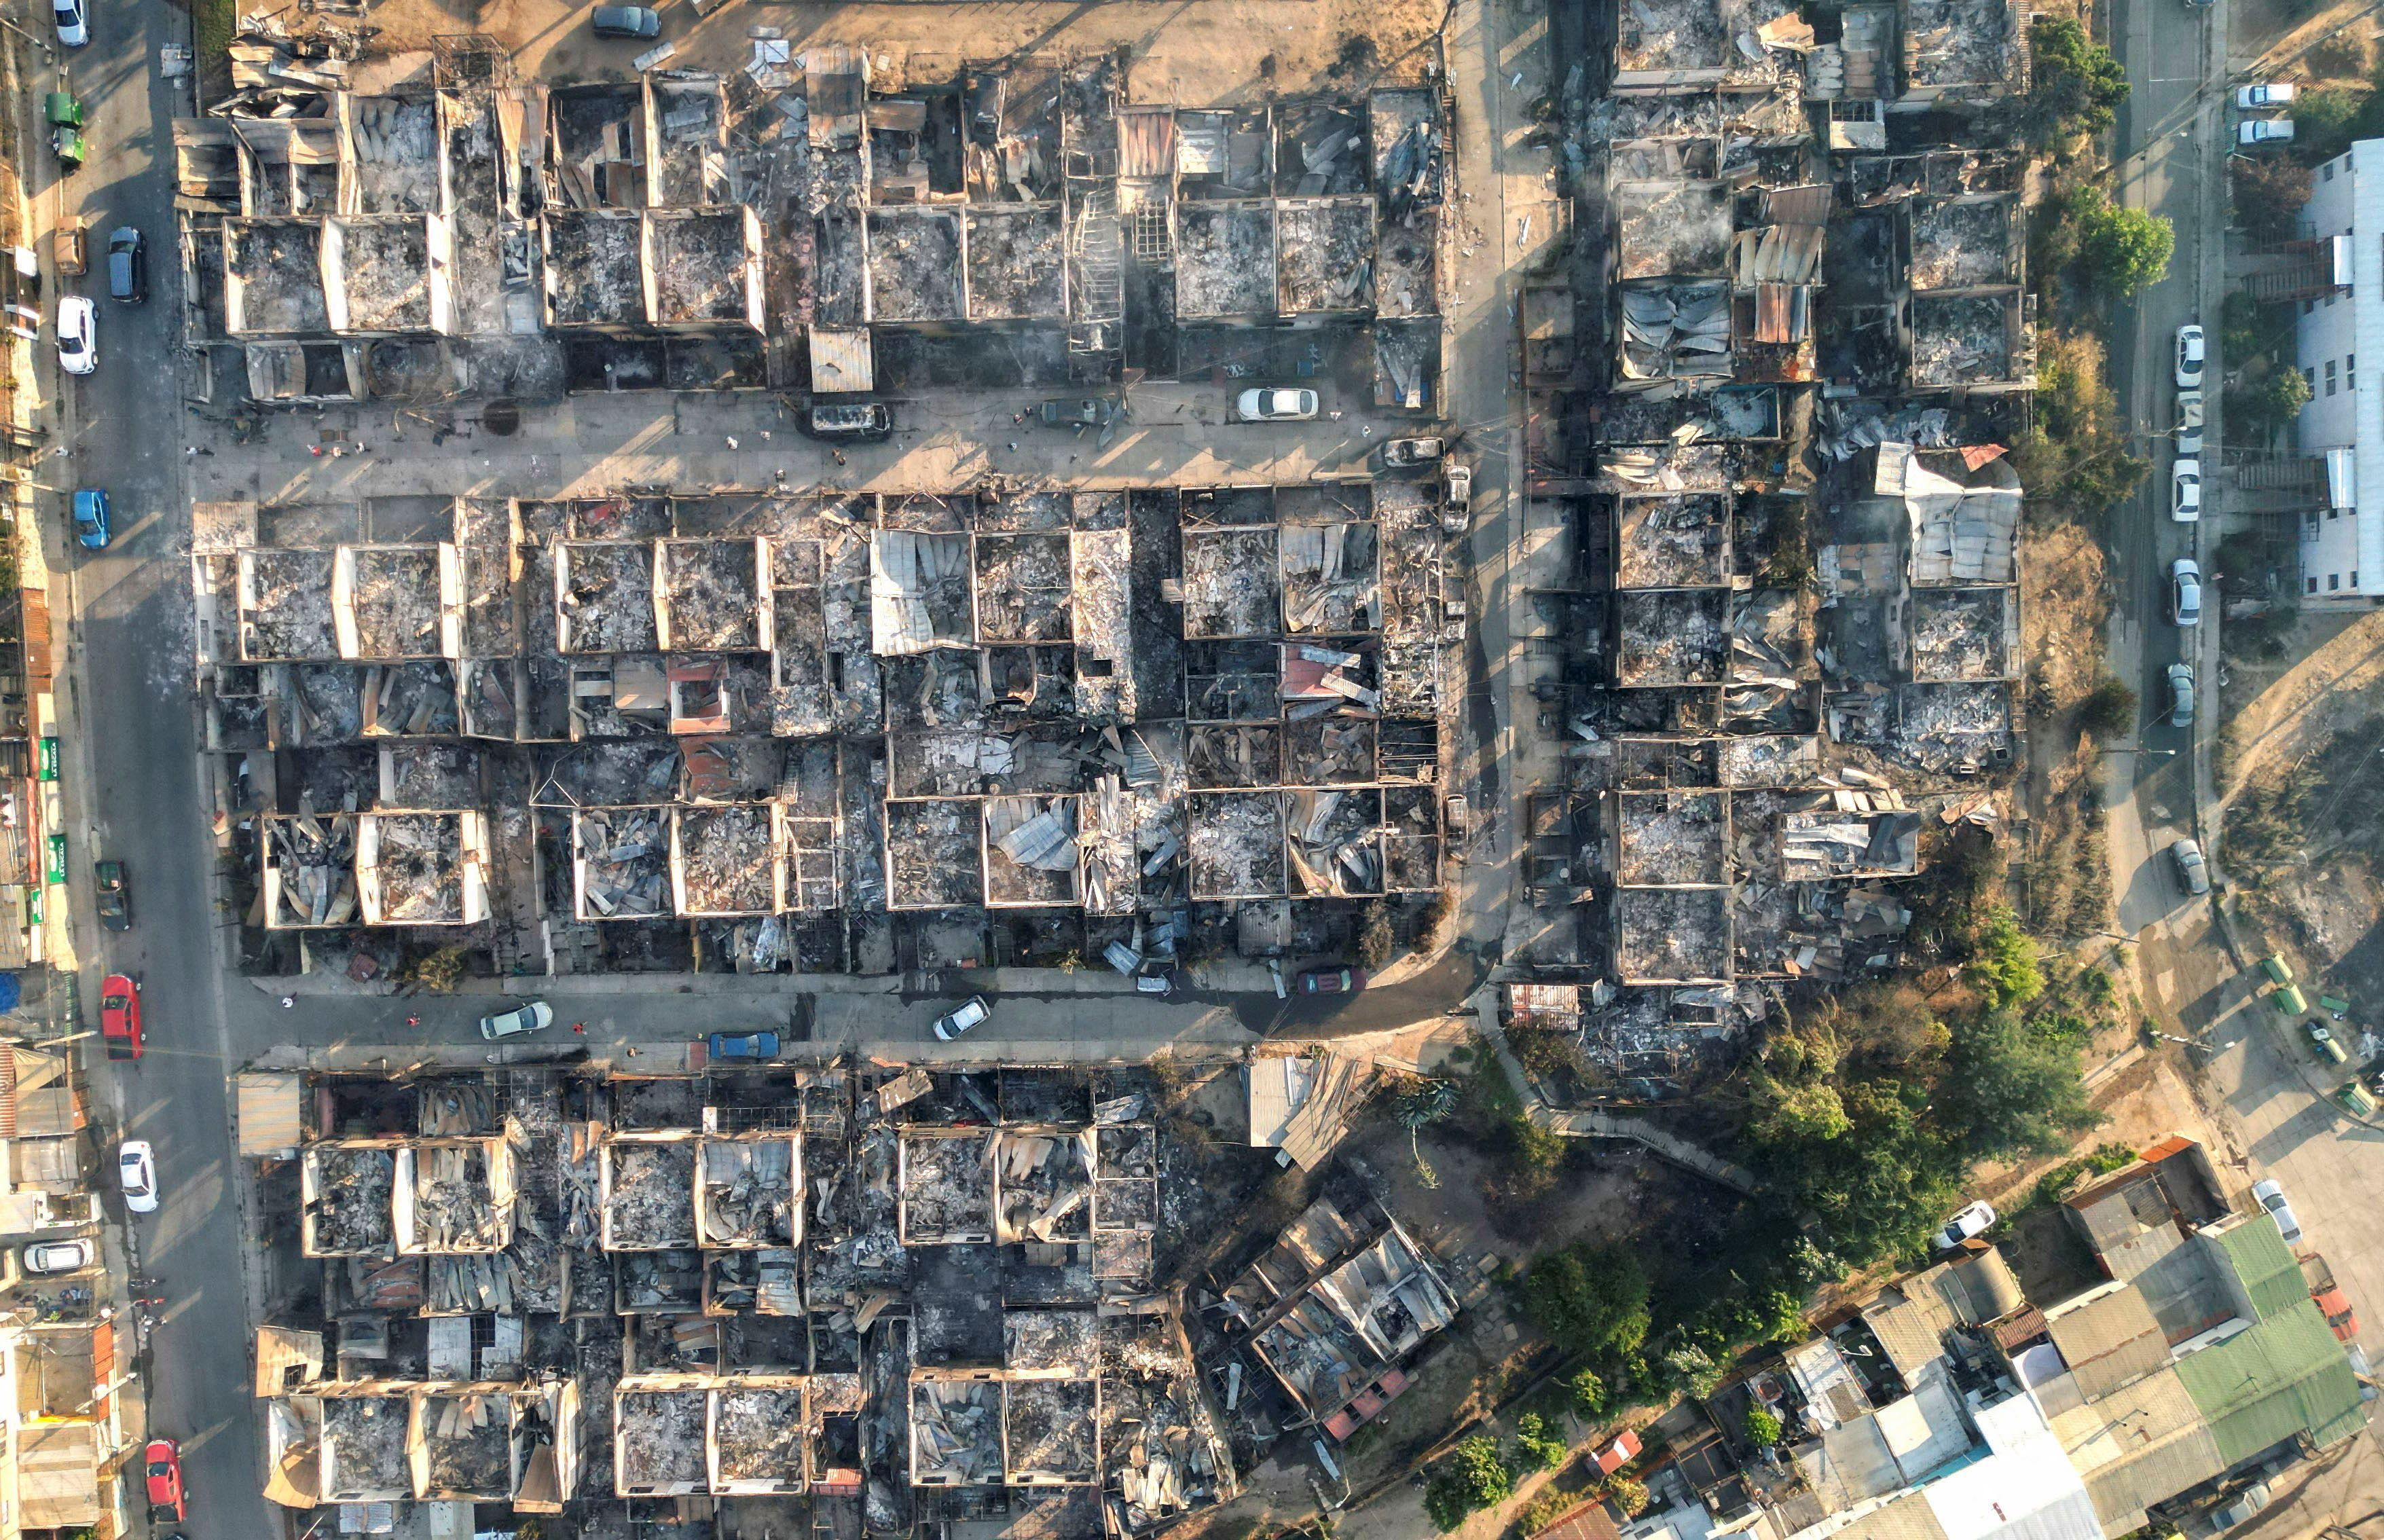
[32,0,276,1533]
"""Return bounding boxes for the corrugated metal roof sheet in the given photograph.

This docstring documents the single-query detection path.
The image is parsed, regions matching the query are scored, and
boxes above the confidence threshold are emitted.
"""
[1947,1249,2023,1321]
[18,1421,102,1526]
[2046,1285,2169,1399]
[2053,1366,2222,1533]
[1119,109,1176,179]
[1867,1278,1959,1379]
[2174,1301,2365,1466]
[1831,1491,1951,1540]
[808,325,875,395]
[238,1071,304,1156]
[2211,1215,2306,1321]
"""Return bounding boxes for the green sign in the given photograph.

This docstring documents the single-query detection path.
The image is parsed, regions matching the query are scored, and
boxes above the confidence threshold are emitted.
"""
[24,887,38,925]
[43,832,63,885]
[35,737,56,782]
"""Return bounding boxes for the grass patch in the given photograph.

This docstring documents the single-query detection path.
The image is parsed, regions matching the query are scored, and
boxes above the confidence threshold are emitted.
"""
[195,0,236,107]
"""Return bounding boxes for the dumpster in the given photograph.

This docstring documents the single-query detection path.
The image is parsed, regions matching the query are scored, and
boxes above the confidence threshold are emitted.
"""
[2260,954,2294,986]
[2273,984,2308,1014]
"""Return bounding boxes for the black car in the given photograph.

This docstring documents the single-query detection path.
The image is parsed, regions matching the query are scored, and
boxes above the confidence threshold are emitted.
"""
[106,226,145,303]
[94,859,130,931]
[591,5,660,37]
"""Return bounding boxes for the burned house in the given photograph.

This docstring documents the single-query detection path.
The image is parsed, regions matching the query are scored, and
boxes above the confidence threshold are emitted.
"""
[200,481,1453,980]
[250,1063,1236,1534]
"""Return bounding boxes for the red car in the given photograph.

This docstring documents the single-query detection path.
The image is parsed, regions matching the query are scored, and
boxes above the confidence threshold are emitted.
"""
[100,974,141,1061]
[2315,1285,2359,1343]
[1298,966,1366,995]
[143,1437,184,1520]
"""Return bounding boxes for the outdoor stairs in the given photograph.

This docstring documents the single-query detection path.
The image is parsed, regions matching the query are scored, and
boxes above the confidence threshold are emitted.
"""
[1071,185,1124,326]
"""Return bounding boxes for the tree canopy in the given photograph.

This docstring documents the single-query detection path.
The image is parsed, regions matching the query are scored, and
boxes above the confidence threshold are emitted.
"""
[1522,1243,1653,1360]
[2028,17,2130,140]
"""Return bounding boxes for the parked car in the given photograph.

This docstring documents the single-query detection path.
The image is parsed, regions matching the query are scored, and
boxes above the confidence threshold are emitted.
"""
[2237,82,2298,109]
[1234,387,1318,422]
[71,489,109,551]
[21,1238,92,1275]
[2171,838,2210,895]
[2176,388,2204,455]
[2314,1281,2360,1339]
[100,972,142,1061]
[145,1438,185,1521]
[1133,971,1175,995]
[2171,558,2203,627]
[2239,117,2296,147]
[1443,461,1473,534]
[1934,1200,1996,1249]
[1378,436,1445,468]
[118,1139,157,1215]
[2213,1482,2272,1531]
[2252,1177,2303,1243]
[2171,458,2201,523]
[51,0,85,48]
[94,859,130,929]
[802,401,891,441]
[478,1000,553,1040]
[2168,661,2195,728]
[1039,397,1116,429]
[2307,1019,2350,1064]
[1298,965,1365,995]
[106,226,146,303]
[51,216,85,276]
[932,995,991,1042]
[56,295,94,376]
[2175,324,2205,389]
[591,5,661,37]
[707,1031,780,1060]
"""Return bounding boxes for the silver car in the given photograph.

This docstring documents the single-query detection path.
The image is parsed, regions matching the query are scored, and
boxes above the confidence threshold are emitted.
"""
[479,1000,555,1040]
[2167,662,2195,728]
[2252,1177,2302,1243]
[22,1239,92,1275]
[2172,839,2210,896]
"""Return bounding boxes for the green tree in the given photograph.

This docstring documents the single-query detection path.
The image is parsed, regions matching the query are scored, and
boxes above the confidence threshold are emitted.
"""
[2229,367,2313,440]
[1939,1008,2104,1161]
[1744,1407,1783,1447]
[2027,17,2129,139]
[1522,1245,1653,1360]
[1566,1368,1609,1419]
[1425,1436,1514,1531]
[1664,1342,1727,1399]
[1514,1412,1569,1472]
[1964,906,2044,1008]
[2077,676,2137,739]
[1753,1076,1849,1144]
[2057,187,2174,298]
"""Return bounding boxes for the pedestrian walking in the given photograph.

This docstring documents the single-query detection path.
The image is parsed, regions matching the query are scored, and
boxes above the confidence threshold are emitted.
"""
[572,1021,587,1035]
[405,1015,420,1027]
[280,995,295,1008]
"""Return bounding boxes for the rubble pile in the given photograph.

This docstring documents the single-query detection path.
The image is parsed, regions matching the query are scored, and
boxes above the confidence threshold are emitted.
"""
[994,1132,1094,1244]
[270,812,359,927]
[422,1392,511,1496]
[323,1395,409,1498]
[576,809,670,919]
[306,1145,395,1253]
[558,543,659,653]
[714,1384,808,1483]
[912,1381,1001,1484]
[246,550,339,659]
[700,1139,799,1247]
[605,1140,697,1249]
[617,1391,708,1490]
[409,1142,509,1251]
[368,813,464,923]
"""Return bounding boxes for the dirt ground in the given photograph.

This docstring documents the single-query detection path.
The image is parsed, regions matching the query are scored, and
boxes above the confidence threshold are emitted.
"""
[2021,521,2116,938]
[2216,610,2384,1000]
[2233,0,2378,77]
[329,0,1448,108]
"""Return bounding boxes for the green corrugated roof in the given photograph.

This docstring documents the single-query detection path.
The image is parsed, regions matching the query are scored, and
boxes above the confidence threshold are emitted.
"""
[2212,1215,2307,1321]
[2174,1301,2366,1466]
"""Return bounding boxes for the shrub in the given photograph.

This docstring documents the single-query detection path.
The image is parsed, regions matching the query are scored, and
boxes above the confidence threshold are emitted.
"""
[1425,1435,1514,1530]
[1520,1490,1586,1537]
[1964,906,2044,1008]
[1567,1368,1609,1419]
[1522,1245,1653,1360]
[1355,900,1395,968]
[2232,158,2314,242]
[1514,1412,1569,1472]
[2227,367,2313,443]
[1603,1475,1653,1518]
[1744,1407,1783,1447]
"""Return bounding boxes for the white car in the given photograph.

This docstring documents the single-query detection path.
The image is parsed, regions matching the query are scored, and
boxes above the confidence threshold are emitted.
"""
[2171,557,2203,627]
[51,0,84,47]
[2214,1482,2273,1531]
[2235,83,2296,109]
[2167,661,2195,728]
[479,1000,554,1040]
[2171,459,2201,523]
[2252,1177,2303,1243]
[2175,325,2205,389]
[56,297,94,377]
[1234,387,1318,422]
[2176,389,2203,456]
[932,995,991,1042]
[21,1239,93,1275]
[2238,117,2296,147]
[1935,1200,1996,1249]
[118,1140,157,1215]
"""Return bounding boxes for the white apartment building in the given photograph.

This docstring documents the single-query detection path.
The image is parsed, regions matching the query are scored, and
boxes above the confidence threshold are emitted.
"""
[2293,144,2373,604]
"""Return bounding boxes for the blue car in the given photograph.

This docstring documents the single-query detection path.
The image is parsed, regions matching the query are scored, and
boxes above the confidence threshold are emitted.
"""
[71,489,108,550]
[708,1030,780,1061]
